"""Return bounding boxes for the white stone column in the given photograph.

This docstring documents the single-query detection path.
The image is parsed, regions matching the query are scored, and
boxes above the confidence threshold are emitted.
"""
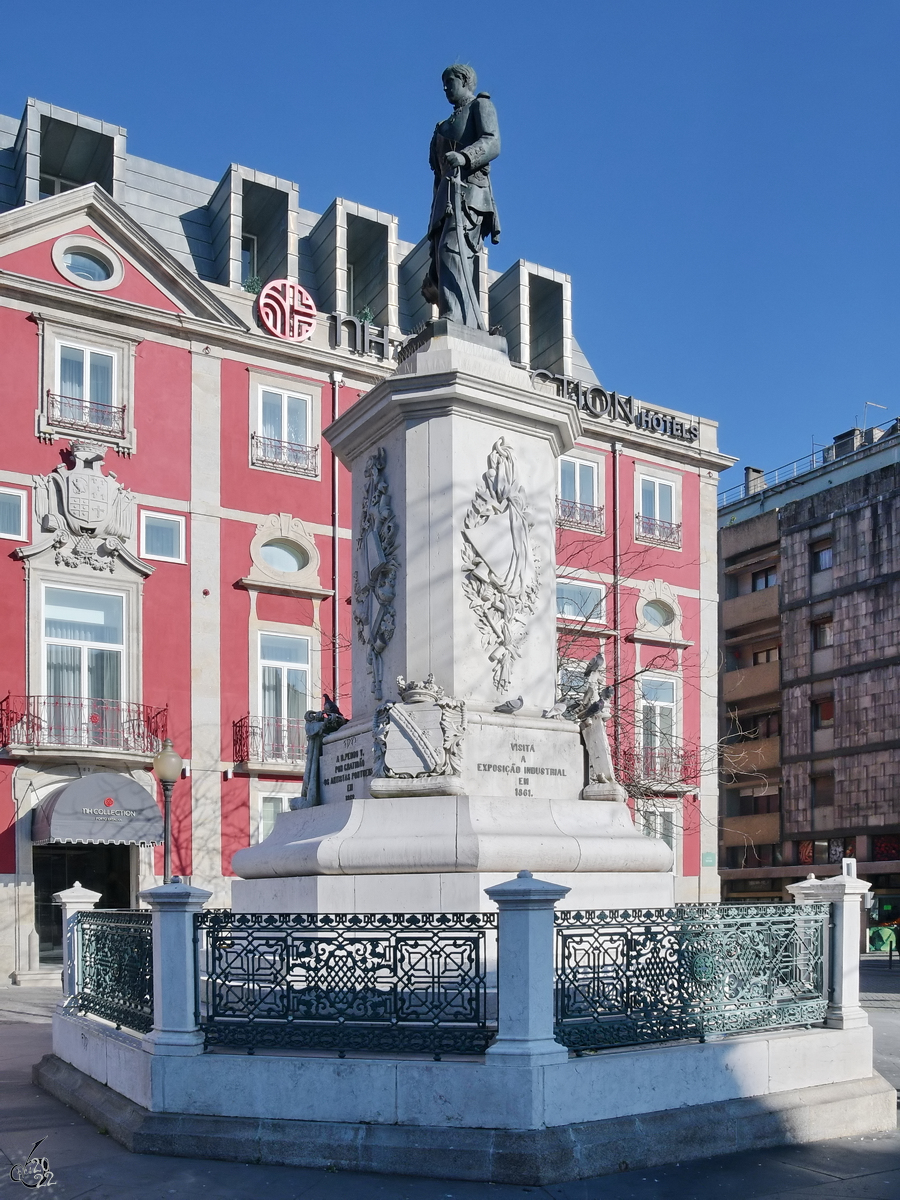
[139,881,212,1055]
[484,870,570,1065]
[53,882,101,999]
[788,862,871,1030]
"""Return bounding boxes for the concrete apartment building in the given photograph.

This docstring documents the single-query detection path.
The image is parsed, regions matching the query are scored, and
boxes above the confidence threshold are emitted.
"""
[0,96,730,985]
[718,422,900,915]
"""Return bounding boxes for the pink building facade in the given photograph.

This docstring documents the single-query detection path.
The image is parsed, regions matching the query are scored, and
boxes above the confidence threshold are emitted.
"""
[0,98,731,983]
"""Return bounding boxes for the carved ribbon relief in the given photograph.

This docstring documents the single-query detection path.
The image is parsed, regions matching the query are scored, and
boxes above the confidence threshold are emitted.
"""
[353,447,399,700]
[461,438,540,692]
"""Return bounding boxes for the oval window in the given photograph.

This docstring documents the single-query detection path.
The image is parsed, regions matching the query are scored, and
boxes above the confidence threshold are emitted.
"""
[62,249,113,282]
[643,599,674,629]
[260,540,308,573]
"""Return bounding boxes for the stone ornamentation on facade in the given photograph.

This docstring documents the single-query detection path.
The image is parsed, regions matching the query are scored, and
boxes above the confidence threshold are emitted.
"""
[256,279,317,342]
[354,448,399,700]
[372,674,466,779]
[20,441,148,576]
[299,699,348,808]
[576,653,627,802]
[461,438,540,692]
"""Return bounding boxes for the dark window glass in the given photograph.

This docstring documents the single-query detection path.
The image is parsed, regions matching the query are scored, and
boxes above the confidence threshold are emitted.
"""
[873,836,900,862]
[812,619,834,649]
[752,645,780,665]
[813,839,829,864]
[811,775,835,807]
[811,542,833,572]
[752,567,778,591]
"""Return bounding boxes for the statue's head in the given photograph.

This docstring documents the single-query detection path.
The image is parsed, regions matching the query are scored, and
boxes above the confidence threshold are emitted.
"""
[442,63,477,105]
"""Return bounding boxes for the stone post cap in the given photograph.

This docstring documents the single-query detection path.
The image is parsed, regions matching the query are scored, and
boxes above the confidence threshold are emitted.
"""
[139,881,213,910]
[53,881,102,907]
[485,870,571,909]
[787,872,871,902]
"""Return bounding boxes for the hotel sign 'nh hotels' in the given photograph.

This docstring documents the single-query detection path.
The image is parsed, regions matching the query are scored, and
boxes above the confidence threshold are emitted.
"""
[254,281,698,445]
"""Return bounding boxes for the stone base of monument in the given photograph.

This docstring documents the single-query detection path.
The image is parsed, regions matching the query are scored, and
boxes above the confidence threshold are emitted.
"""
[231,867,673,913]
[39,1014,896,1185]
[230,782,675,912]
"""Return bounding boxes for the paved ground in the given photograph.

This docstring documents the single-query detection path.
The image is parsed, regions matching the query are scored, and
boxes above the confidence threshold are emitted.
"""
[0,965,898,1200]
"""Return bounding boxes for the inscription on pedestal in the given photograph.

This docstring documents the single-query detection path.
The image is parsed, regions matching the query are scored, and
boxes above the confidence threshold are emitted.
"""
[474,738,570,798]
[320,732,375,804]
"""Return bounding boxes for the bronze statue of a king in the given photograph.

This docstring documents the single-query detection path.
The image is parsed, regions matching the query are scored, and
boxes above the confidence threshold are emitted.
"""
[422,64,500,331]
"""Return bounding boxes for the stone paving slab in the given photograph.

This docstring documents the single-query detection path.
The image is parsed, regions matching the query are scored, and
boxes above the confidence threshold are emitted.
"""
[0,1021,897,1199]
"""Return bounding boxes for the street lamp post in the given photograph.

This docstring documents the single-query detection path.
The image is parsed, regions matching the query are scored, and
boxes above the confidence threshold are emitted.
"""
[152,738,183,885]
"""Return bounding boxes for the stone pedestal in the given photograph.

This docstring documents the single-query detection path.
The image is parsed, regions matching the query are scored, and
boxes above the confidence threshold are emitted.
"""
[231,321,673,904]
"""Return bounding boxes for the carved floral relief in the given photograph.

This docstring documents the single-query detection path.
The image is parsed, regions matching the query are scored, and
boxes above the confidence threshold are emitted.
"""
[461,438,540,692]
[353,447,399,700]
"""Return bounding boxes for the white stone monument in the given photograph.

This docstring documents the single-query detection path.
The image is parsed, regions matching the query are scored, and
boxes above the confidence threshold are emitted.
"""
[232,322,673,912]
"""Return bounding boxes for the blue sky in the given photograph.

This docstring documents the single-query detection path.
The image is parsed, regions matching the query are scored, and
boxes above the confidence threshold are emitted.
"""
[2,1,898,487]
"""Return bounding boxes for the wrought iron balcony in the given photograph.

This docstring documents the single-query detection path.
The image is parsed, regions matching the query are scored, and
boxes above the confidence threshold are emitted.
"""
[556,497,605,533]
[614,744,700,793]
[635,513,682,549]
[0,695,167,756]
[233,714,307,766]
[47,392,126,439]
[250,433,318,477]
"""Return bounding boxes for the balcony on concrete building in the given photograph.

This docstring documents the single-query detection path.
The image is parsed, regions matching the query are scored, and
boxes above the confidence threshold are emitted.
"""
[233,714,306,772]
[722,735,781,776]
[47,392,126,439]
[722,660,781,703]
[0,695,167,760]
[616,745,700,794]
[250,433,318,477]
[721,585,780,631]
[721,811,782,849]
[634,514,682,549]
[556,498,605,534]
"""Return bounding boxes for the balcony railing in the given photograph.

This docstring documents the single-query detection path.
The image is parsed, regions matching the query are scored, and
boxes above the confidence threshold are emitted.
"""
[250,433,318,477]
[635,513,682,549]
[556,497,605,532]
[615,745,700,793]
[233,715,307,765]
[0,696,167,756]
[47,392,126,439]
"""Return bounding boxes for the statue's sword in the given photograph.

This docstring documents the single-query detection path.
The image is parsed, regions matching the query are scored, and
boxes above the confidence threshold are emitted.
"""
[450,166,487,331]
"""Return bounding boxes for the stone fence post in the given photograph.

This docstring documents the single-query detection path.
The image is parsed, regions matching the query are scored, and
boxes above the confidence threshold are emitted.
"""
[138,881,212,1055]
[484,871,570,1066]
[788,860,870,1030]
[53,882,102,999]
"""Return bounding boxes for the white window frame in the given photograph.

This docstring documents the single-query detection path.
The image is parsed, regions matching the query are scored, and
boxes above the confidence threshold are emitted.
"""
[259,793,294,842]
[258,385,312,449]
[37,315,138,453]
[634,800,677,872]
[41,582,128,703]
[140,510,186,564]
[241,233,258,284]
[638,673,679,753]
[249,374,322,479]
[634,467,683,550]
[555,578,606,624]
[56,339,118,425]
[258,631,311,720]
[0,486,27,541]
[559,457,598,507]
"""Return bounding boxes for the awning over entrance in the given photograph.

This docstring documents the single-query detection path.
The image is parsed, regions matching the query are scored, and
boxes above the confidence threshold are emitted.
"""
[32,772,163,846]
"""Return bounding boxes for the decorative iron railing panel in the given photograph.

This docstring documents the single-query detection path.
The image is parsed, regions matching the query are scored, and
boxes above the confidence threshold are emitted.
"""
[250,433,318,477]
[556,498,605,532]
[635,514,682,548]
[232,714,306,765]
[196,910,497,1056]
[0,695,167,755]
[47,392,127,439]
[73,910,154,1033]
[555,904,828,1052]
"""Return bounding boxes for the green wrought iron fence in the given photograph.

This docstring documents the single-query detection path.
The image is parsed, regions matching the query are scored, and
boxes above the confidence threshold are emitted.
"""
[194,910,497,1058]
[73,910,154,1033]
[554,903,829,1052]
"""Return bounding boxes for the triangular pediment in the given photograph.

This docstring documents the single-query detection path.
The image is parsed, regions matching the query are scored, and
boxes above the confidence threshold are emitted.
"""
[0,184,247,329]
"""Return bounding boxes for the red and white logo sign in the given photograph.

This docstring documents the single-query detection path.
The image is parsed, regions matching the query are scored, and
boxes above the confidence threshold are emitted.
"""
[257,280,317,342]
[103,797,115,807]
